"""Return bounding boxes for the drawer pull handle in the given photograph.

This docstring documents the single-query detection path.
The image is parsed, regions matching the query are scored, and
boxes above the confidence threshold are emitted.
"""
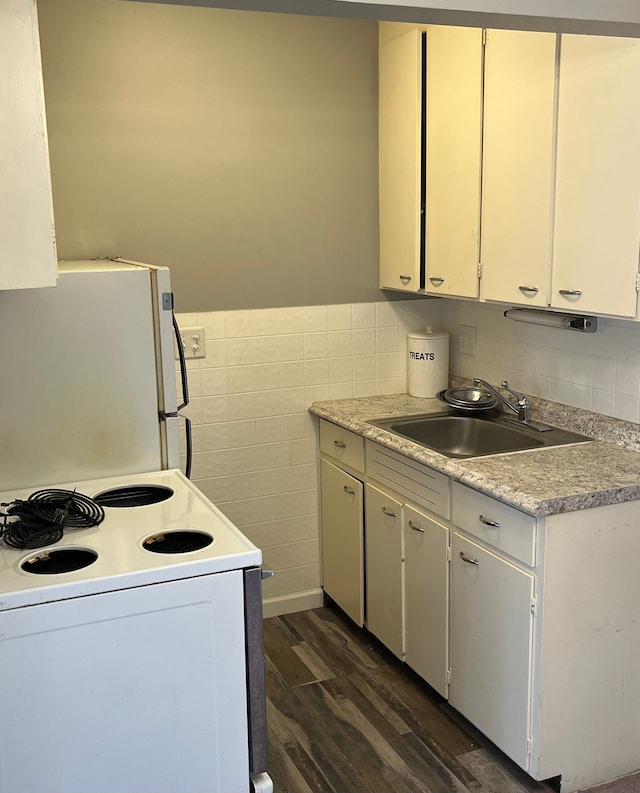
[429,277,445,285]
[408,520,424,533]
[459,551,479,566]
[558,289,582,297]
[399,274,412,284]
[382,506,397,518]
[343,486,355,495]
[333,440,346,449]
[479,514,500,528]
[518,285,539,294]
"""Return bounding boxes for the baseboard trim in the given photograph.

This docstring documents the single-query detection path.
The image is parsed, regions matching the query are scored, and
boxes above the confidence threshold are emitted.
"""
[263,588,324,618]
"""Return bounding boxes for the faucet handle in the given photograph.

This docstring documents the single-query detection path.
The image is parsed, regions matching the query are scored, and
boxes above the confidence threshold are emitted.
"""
[501,380,527,405]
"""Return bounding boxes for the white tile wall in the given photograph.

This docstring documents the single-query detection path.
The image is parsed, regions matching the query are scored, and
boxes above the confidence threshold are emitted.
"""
[179,295,640,613]
[176,298,441,611]
[440,299,640,423]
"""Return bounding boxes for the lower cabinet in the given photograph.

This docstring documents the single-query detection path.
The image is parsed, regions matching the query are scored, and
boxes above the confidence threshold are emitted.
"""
[320,458,364,626]
[363,440,451,689]
[364,484,450,695]
[364,483,404,658]
[317,422,640,791]
[450,531,535,770]
[404,503,449,697]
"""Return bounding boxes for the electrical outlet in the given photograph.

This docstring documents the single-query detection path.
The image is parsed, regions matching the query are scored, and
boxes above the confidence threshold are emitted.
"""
[458,324,477,356]
[176,326,206,359]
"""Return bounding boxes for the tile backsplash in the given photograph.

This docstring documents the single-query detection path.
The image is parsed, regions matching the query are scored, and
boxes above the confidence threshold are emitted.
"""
[177,296,640,615]
[176,298,442,615]
[441,300,640,423]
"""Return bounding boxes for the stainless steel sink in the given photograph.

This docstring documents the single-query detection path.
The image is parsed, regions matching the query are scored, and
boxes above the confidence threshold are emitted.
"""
[369,411,592,459]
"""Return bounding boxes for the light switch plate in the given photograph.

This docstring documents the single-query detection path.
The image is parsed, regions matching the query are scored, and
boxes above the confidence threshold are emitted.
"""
[458,324,477,356]
[176,326,206,359]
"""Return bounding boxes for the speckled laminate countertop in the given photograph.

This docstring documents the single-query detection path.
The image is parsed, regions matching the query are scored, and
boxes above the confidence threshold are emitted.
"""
[308,393,640,517]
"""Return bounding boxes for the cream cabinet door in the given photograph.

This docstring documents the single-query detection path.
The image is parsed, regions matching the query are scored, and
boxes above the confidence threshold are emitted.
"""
[1,0,57,290]
[425,26,483,299]
[450,532,535,772]
[403,503,449,697]
[365,483,404,658]
[320,459,364,626]
[552,35,640,318]
[480,30,556,307]
[379,26,423,293]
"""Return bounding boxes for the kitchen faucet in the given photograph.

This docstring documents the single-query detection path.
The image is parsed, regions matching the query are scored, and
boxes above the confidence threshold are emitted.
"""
[472,378,552,431]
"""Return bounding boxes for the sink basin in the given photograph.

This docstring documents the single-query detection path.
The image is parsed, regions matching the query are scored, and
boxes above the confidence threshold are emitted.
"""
[369,411,591,459]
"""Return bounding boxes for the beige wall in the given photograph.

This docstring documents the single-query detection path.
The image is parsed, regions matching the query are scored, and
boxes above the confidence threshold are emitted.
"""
[37,0,380,312]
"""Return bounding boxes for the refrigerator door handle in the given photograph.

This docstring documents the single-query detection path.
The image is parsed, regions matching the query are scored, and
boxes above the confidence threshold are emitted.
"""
[171,312,193,478]
[172,312,190,411]
[183,415,193,479]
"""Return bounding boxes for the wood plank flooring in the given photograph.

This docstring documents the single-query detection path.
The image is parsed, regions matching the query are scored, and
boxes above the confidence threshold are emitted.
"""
[265,604,558,793]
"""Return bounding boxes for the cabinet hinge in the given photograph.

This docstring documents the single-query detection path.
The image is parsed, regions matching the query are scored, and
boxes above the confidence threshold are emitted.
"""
[477,262,482,279]
[482,28,487,46]
[531,597,536,616]
[527,737,533,755]
[636,272,640,292]
[446,546,452,563]
[446,669,452,686]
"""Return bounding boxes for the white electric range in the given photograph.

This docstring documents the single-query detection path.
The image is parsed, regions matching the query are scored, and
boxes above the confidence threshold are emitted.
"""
[0,469,272,793]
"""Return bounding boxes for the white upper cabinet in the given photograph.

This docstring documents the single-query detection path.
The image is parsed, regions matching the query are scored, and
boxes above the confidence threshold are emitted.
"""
[1,0,57,290]
[379,26,423,293]
[552,35,640,318]
[424,26,483,299]
[480,30,557,307]
[379,22,640,320]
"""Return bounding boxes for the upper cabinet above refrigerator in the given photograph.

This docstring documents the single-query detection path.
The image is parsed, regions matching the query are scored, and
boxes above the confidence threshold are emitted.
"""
[1,0,57,291]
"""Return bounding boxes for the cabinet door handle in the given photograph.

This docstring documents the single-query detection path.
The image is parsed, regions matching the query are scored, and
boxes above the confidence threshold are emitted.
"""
[558,289,582,297]
[518,285,539,294]
[343,486,355,495]
[479,514,500,527]
[399,274,412,284]
[382,506,397,518]
[333,440,346,449]
[459,550,479,566]
[408,520,424,533]
[429,277,445,285]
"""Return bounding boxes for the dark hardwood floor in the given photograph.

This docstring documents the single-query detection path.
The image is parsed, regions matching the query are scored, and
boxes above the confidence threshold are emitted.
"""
[264,604,558,793]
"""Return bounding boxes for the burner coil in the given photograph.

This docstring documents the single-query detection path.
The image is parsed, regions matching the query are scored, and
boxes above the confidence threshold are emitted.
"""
[1,489,105,550]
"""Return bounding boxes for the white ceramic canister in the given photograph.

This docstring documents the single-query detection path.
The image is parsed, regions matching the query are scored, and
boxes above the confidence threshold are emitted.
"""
[407,327,450,398]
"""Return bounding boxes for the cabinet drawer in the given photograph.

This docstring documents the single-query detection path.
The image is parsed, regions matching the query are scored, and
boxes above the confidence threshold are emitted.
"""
[319,420,365,474]
[452,482,536,566]
[366,440,450,519]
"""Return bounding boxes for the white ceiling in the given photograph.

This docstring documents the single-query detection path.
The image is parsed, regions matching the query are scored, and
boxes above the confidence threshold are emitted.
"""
[125,0,640,36]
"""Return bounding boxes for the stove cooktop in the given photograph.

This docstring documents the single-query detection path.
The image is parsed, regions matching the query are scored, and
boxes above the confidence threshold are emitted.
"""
[0,469,261,612]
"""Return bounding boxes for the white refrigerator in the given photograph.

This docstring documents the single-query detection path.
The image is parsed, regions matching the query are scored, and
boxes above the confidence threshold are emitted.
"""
[0,258,190,489]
